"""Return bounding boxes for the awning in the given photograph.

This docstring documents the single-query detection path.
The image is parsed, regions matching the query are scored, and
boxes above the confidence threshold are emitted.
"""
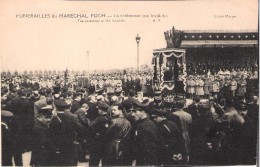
[180,40,258,48]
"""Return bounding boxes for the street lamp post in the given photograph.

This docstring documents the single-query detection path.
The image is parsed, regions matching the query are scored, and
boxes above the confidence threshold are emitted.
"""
[136,34,141,71]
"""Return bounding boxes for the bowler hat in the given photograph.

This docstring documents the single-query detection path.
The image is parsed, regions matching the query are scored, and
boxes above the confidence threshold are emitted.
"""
[54,99,68,109]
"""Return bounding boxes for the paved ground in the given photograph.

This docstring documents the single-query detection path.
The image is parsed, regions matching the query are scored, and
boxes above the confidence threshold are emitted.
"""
[19,152,89,167]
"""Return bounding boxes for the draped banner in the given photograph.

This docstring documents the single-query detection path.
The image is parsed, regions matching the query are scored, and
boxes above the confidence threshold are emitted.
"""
[152,48,187,94]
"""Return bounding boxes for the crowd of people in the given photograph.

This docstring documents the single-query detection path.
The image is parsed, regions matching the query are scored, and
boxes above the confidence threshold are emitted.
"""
[1,66,258,166]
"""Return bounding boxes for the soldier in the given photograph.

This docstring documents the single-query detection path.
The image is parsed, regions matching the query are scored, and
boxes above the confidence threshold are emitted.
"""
[212,77,220,99]
[131,102,159,166]
[204,77,211,99]
[186,76,193,99]
[237,77,247,97]
[87,101,112,166]
[49,99,83,166]
[149,91,163,110]
[230,78,237,97]
[196,76,204,98]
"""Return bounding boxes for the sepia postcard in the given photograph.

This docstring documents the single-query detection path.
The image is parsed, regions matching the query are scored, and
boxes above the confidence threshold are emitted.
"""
[0,0,258,166]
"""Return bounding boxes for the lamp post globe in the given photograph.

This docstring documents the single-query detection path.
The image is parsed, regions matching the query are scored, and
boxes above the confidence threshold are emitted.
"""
[136,34,141,71]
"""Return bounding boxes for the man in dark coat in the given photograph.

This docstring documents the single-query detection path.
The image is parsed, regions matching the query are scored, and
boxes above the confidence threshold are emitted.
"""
[9,89,35,166]
[131,102,159,166]
[103,104,132,166]
[70,92,82,114]
[151,113,187,166]
[121,89,144,112]
[87,101,112,166]
[30,105,53,166]
[236,100,256,165]
[49,99,83,166]
[34,88,47,120]
[189,103,216,165]
[1,110,16,166]
[86,95,99,121]
[74,103,90,162]
[186,95,201,121]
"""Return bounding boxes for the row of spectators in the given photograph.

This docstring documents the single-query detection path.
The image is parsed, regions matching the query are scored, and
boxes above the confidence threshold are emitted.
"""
[1,80,258,166]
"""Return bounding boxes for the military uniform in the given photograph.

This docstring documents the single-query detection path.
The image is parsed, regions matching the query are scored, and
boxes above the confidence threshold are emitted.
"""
[87,102,112,166]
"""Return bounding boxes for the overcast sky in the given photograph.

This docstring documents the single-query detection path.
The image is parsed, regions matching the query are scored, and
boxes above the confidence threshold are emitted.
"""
[0,0,258,72]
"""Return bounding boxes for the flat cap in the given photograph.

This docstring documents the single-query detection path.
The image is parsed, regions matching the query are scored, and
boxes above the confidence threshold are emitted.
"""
[129,99,148,112]
[97,101,110,110]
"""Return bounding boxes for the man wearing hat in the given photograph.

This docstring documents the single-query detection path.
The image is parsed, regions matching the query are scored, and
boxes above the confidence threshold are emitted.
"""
[87,101,112,166]
[30,104,54,166]
[189,103,216,165]
[130,101,159,166]
[149,91,163,109]
[150,113,186,166]
[70,92,82,114]
[48,99,83,166]
[34,88,47,120]
[186,95,201,121]
[121,89,144,113]
[8,88,35,166]
[103,104,132,166]
[86,95,98,121]
[171,98,191,161]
